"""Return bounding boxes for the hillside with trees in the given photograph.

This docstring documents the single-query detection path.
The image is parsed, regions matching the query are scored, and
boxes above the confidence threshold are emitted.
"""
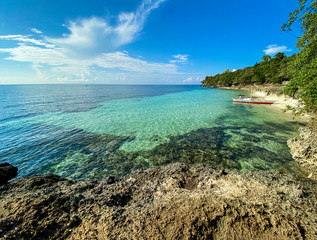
[202,0,316,113]
[202,52,293,87]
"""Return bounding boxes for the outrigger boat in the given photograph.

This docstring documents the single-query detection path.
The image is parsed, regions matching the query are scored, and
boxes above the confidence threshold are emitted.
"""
[232,96,274,105]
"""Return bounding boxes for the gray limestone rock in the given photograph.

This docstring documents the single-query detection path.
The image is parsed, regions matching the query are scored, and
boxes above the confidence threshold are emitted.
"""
[1,163,317,239]
[288,127,317,180]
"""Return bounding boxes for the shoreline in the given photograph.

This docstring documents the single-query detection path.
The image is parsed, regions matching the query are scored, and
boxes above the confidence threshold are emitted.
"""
[1,84,316,238]
[216,84,312,123]
[207,84,317,180]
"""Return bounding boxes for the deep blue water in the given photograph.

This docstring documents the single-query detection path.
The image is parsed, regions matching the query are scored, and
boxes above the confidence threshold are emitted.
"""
[0,85,303,179]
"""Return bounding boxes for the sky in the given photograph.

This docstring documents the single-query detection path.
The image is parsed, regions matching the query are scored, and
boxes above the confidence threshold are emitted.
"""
[0,0,302,84]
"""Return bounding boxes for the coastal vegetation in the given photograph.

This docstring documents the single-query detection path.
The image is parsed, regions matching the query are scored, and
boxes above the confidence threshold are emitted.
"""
[282,0,317,113]
[202,0,317,113]
[202,52,292,87]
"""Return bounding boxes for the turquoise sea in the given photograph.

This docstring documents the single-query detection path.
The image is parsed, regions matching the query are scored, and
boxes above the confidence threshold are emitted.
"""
[0,85,304,179]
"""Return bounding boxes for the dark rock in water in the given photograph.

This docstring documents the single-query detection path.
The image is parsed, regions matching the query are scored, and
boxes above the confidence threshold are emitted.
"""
[0,163,18,186]
[1,163,317,239]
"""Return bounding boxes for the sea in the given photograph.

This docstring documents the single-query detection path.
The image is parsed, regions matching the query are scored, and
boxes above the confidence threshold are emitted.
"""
[0,84,304,179]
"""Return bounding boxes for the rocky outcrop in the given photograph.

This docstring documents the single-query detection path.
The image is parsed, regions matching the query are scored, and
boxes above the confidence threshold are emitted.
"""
[1,163,317,239]
[288,127,317,180]
[0,163,18,186]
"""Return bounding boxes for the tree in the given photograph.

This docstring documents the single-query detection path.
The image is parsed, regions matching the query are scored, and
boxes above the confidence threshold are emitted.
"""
[282,0,317,113]
[281,0,317,50]
[201,55,292,87]
[262,55,271,61]
[274,52,286,60]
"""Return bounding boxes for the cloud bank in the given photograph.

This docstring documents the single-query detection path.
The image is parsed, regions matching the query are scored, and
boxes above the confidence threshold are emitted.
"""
[47,0,168,57]
[0,0,187,83]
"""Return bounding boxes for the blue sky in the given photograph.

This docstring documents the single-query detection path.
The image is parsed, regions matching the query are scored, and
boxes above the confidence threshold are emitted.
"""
[0,0,301,84]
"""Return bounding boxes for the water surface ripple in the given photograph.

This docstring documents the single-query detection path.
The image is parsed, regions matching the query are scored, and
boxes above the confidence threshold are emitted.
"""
[0,85,303,179]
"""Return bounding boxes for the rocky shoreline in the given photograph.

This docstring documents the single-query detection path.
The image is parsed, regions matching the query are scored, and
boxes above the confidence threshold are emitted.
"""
[1,163,317,239]
[288,126,317,180]
[1,85,317,239]
[204,84,317,180]
[236,85,317,181]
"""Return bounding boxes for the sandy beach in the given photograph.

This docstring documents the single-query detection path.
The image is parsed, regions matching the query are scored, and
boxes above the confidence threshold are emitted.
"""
[219,84,312,122]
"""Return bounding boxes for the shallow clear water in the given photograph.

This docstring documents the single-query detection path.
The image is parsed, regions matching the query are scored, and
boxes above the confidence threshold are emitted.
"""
[0,85,304,179]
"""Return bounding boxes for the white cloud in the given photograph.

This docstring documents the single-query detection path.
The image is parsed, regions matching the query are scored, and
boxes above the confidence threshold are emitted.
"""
[116,73,127,82]
[170,54,189,63]
[263,44,292,55]
[48,0,167,57]
[182,76,202,83]
[0,35,55,48]
[31,28,43,34]
[183,77,193,82]
[48,17,112,56]
[0,0,183,83]
[232,69,237,72]
[0,44,178,75]
[114,0,166,45]
[94,51,178,74]
[0,45,67,65]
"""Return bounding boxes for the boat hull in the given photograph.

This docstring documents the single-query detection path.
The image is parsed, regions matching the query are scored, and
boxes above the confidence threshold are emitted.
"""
[232,99,274,105]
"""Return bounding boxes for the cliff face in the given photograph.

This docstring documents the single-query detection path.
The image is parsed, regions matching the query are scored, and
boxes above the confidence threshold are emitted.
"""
[288,126,317,180]
[1,163,317,239]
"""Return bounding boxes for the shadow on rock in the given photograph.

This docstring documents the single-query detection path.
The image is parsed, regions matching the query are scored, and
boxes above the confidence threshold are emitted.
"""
[1,163,317,239]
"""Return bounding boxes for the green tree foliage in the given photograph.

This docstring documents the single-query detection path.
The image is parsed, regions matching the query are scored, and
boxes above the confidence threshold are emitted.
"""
[281,0,317,113]
[202,0,316,113]
[262,55,271,61]
[202,53,292,87]
[274,52,286,60]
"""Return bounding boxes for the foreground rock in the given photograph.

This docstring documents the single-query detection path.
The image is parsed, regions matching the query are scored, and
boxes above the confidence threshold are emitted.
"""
[1,163,317,239]
[0,163,18,186]
[288,126,317,180]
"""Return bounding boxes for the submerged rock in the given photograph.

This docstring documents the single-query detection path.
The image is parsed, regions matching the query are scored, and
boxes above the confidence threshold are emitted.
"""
[288,127,317,180]
[1,163,317,239]
[0,163,18,186]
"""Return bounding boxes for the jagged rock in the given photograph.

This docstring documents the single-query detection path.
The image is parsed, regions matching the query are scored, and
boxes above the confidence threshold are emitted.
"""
[0,163,18,186]
[1,163,317,239]
[288,127,317,180]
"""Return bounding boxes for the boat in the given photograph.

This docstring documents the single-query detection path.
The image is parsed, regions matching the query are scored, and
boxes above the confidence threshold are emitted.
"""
[232,97,274,105]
